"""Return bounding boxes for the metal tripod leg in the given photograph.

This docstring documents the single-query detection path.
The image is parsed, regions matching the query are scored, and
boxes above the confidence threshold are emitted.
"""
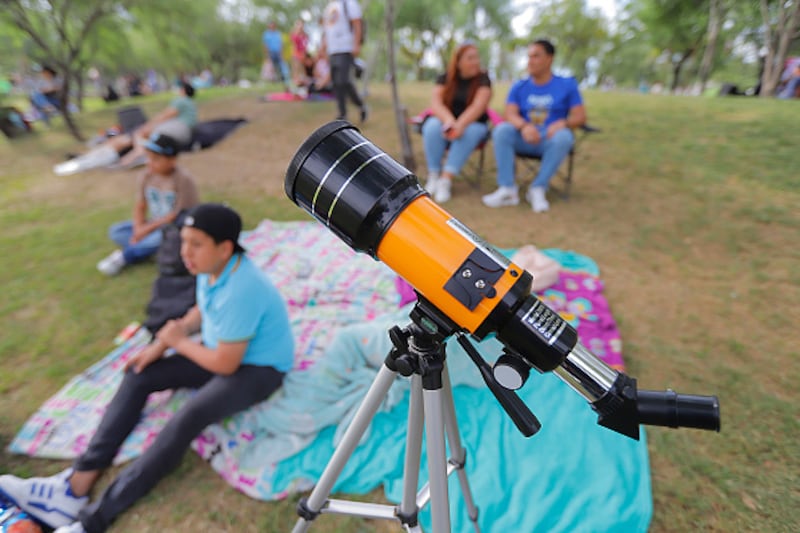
[292,355,480,532]
[292,364,400,533]
[416,364,481,533]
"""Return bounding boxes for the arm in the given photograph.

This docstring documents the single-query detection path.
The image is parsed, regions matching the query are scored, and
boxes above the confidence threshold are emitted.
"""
[130,195,148,243]
[158,318,247,375]
[143,105,179,132]
[546,103,587,139]
[125,305,203,373]
[351,18,362,56]
[430,83,456,126]
[452,85,492,132]
[504,101,541,144]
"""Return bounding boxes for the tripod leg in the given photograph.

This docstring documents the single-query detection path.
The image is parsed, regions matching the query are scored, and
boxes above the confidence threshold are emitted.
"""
[398,375,424,530]
[293,364,399,533]
[441,364,481,532]
[422,385,452,533]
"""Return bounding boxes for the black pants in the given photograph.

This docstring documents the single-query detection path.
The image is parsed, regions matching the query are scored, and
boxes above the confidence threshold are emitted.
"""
[329,52,363,119]
[74,355,284,533]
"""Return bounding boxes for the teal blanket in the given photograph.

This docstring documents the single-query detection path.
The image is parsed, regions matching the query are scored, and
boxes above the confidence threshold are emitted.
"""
[271,309,652,532]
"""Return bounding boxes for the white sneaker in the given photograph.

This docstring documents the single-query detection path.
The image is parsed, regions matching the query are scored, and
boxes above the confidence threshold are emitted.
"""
[526,187,550,213]
[434,179,452,203]
[96,249,125,276]
[482,186,519,208]
[55,522,88,533]
[424,172,439,193]
[0,468,88,529]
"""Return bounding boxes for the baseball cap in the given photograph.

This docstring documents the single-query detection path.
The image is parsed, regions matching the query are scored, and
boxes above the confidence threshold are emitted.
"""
[183,203,246,253]
[144,132,181,157]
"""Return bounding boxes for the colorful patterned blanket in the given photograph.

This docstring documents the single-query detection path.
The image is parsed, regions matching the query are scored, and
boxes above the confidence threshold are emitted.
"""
[8,220,649,531]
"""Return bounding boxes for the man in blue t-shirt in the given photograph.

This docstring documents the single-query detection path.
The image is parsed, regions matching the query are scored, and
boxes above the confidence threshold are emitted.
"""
[262,21,290,90]
[483,39,587,213]
[0,203,294,533]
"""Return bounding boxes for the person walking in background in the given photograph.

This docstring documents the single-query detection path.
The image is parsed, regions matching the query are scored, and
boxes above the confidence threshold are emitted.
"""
[421,42,492,203]
[482,39,586,213]
[0,203,294,533]
[289,19,309,87]
[96,133,200,276]
[321,0,368,122]
[263,21,290,91]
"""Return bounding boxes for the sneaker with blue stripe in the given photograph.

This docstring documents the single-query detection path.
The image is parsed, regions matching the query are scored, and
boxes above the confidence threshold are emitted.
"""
[0,468,88,529]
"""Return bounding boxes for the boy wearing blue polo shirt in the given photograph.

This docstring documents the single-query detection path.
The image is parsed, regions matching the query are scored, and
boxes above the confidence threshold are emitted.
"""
[0,203,294,533]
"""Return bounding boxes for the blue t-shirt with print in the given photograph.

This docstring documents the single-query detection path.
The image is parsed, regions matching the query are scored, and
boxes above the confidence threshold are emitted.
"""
[507,75,582,130]
[197,254,294,372]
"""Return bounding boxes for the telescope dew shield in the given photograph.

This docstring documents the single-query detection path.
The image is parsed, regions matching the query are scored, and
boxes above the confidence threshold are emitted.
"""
[285,121,532,336]
[285,120,425,256]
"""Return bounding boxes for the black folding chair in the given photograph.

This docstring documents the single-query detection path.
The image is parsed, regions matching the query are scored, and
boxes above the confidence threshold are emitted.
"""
[515,124,600,199]
[116,105,148,134]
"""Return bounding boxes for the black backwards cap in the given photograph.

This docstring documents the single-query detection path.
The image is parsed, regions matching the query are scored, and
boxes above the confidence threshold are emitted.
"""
[144,132,181,157]
[183,203,246,253]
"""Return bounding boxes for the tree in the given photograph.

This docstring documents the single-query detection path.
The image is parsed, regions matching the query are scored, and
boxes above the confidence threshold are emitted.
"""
[696,0,730,93]
[637,0,710,92]
[525,0,609,81]
[0,0,144,140]
[757,0,800,96]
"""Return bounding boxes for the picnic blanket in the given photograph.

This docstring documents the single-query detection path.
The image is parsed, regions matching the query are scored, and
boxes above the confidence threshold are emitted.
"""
[8,220,650,532]
[260,91,334,102]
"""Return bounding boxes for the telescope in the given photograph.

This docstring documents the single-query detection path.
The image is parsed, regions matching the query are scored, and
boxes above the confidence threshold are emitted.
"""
[285,120,720,441]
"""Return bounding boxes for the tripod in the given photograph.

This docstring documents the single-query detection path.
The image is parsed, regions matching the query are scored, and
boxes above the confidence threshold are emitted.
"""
[292,308,484,532]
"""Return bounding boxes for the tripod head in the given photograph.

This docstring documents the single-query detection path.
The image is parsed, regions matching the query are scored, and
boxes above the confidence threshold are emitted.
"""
[285,120,721,440]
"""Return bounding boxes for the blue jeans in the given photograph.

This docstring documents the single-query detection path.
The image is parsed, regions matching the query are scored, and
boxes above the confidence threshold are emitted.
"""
[29,92,61,124]
[269,51,289,83]
[492,121,574,189]
[422,117,489,176]
[109,220,162,264]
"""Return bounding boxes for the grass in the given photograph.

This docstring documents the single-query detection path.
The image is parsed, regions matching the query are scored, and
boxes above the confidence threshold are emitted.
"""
[1,82,798,532]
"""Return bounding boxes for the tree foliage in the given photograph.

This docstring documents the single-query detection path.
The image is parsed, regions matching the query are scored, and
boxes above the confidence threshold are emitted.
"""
[525,0,609,81]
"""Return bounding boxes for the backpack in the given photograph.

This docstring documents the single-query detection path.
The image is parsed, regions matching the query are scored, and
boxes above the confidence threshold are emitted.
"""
[341,0,365,45]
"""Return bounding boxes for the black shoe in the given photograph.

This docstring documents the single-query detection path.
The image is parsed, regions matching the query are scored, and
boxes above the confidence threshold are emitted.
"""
[360,105,369,124]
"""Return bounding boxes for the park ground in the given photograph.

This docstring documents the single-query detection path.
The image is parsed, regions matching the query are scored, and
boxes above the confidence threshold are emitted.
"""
[1,82,798,532]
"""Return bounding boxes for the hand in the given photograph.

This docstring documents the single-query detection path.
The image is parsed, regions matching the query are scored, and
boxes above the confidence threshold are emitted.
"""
[521,123,541,145]
[445,122,465,141]
[130,225,148,244]
[156,319,188,348]
[546,119,567,139]
[124,341,164,373]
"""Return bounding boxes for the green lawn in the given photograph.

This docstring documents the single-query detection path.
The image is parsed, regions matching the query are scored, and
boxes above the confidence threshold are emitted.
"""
[1,83,798,532]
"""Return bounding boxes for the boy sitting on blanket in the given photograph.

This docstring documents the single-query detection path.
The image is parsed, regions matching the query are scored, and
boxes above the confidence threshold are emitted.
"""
[96,132,200,276]
[0,203,295,533]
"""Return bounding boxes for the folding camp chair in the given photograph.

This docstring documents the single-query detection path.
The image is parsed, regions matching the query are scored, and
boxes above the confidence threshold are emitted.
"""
[116,105,147,134]
[408,109,503,189]
[515,124,600,199]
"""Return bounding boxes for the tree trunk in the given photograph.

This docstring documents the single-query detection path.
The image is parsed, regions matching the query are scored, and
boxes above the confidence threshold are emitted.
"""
[697,0,722,93]
[59,72,85,142]
[670,49,694,93]
[386,0,416,172]
[759,0,800,97]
